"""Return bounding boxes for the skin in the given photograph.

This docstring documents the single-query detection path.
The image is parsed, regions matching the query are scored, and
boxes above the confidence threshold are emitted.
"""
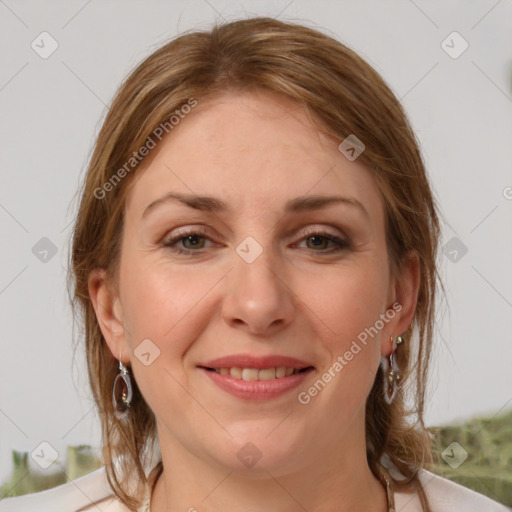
[89,90,420,512]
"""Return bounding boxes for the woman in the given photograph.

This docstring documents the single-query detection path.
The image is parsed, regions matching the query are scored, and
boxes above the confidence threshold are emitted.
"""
[2,16,508,512]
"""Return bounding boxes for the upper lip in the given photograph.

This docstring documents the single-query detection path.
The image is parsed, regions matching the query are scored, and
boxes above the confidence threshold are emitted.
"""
[199,354,314,370]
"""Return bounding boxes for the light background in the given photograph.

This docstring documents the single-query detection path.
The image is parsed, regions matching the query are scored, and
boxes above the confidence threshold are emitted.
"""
[1,0,511,485]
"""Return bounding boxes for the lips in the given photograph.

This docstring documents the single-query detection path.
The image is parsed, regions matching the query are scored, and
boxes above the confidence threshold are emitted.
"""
[198,366,314,401]
[197,354,315,401]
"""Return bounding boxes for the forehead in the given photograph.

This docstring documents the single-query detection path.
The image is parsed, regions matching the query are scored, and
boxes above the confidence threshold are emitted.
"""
[124,90,384,223]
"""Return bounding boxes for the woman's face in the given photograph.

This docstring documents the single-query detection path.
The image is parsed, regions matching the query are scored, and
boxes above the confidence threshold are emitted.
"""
[91,90,418,476]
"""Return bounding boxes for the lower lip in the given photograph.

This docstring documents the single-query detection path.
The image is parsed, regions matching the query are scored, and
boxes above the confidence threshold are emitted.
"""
[198,367,314,401]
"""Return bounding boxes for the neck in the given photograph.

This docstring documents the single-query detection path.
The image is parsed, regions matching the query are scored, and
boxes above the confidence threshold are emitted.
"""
[149,420,388,511]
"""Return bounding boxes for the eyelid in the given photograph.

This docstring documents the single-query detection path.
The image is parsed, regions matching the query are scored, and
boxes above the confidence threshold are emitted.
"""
[298,224,345,237]
[163,225,217,241]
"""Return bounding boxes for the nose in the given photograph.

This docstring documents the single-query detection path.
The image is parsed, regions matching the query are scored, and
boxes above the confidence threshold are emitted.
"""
[221,243,296,336]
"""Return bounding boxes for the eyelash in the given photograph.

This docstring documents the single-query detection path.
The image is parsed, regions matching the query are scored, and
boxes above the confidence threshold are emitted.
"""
[161,227,351,256]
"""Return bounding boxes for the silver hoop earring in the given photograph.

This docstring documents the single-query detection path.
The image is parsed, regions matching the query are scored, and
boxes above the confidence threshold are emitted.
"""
[112,352,133,419]
[382,335,403,404]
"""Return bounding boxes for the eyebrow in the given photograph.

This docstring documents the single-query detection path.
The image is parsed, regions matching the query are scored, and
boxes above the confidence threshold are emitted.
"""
[142,192,369,219]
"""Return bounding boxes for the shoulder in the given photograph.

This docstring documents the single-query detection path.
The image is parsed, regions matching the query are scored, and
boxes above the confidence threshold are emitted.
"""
[0,466,131,512]
[394,468,511,512]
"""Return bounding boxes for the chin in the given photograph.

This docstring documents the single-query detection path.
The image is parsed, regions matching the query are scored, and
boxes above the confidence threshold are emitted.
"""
[207,428,307,476]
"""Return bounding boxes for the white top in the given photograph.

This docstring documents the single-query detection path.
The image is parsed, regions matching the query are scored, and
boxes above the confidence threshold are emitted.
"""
[0,465,509,512]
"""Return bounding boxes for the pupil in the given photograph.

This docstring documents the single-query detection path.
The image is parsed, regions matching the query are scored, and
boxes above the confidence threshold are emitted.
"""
[309,236,325,248]
[185,235,202,249]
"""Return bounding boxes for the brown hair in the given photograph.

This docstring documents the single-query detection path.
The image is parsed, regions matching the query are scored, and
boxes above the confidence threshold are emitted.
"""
[69,16,445,511]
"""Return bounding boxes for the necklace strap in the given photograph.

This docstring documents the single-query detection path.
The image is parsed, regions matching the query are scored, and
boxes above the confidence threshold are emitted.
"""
[378,466,395,512]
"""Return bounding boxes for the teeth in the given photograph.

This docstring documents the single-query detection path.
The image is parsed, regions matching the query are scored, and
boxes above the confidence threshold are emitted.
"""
[259,368,275,380]
[230,367,243,379]
[212,366,305,380]
[241,368,259,381]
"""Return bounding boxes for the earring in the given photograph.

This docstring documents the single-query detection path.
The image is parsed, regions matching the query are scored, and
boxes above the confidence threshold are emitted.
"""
[112,351,133,419]
[382,335,403,404]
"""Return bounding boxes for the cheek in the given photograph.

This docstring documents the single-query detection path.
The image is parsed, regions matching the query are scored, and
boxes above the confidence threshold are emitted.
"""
[296,261,388,344]
[294,262,387,401]
[118,253,223,356]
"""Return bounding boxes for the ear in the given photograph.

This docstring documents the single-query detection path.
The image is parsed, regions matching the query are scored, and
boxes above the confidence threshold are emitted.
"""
[88,268,130,364]
[381,249,420,357]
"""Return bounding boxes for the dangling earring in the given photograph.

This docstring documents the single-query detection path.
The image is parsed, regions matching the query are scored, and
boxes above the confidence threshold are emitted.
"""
[382,335,403,404]
[112,350,133,419]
